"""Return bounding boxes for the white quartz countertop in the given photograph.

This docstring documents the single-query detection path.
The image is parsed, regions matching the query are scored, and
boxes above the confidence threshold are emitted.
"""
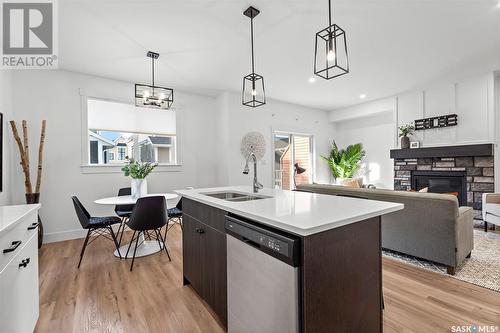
[0,204,41,236]
[175,186,403,236]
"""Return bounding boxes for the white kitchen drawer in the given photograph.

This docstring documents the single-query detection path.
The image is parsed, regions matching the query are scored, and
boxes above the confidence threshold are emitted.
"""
[0,210,38,273]
[0,232,39,333]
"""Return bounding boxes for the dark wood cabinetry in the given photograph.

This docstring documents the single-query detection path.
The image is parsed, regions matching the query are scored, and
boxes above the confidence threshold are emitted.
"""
[182,215,204,293]
[182,197,382,333]
[182,199,227,327]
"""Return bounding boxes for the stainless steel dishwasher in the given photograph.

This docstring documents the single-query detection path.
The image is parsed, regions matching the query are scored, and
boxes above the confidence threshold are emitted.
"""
[225,215,300,333]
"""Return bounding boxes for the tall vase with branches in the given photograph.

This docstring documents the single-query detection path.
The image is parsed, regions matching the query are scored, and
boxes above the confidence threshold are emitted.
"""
[10,120,47,248]
[321,141,365,186]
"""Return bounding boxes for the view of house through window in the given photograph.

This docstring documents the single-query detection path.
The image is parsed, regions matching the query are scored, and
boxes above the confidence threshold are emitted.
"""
[273,132,313,190]
[88,130,176,164]
[87,99,177,165]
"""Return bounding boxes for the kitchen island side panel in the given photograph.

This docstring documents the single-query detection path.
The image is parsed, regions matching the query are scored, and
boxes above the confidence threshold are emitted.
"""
[301,216,382,333]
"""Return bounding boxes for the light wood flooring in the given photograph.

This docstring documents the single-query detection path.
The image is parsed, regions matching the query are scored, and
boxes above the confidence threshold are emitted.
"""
[35,225,500,333]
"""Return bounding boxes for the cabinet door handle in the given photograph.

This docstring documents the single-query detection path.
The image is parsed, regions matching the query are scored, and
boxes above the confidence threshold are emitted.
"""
[19,258,30,268]
[3,240,22,253]
[27,222,39,230]
[195,228,205,234]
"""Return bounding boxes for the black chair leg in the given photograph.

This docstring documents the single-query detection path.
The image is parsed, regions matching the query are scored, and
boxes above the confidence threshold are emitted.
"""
[78,229,91,269]
[130,231,141,271]
[157,229,171,261]
[118,219,128,246]
[125,230,137,259]
[484,221,488,232]
[109,226,122,259]
[116,219,123,245]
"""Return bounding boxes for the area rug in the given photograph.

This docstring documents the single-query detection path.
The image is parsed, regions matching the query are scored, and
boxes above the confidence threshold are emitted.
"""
[383,230,500,292]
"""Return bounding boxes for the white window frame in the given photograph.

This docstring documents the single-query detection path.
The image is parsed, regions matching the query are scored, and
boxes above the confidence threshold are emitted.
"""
[108,152,115,161]
[271,129,316,189]
[79,91,182,174]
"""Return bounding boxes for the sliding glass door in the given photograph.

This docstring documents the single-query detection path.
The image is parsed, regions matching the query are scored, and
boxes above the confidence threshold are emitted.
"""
[273,132,313,190]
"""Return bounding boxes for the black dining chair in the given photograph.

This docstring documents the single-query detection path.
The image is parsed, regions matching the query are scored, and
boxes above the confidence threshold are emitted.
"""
[164,199,183,240]
[71,196,122,268]
[114,187,134,245]
[126,196,171,271]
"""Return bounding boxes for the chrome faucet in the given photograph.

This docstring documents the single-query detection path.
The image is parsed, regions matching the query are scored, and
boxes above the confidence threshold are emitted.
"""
[243,153,263,193]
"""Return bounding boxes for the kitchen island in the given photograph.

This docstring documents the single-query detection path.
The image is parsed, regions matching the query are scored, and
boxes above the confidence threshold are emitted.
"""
[175,186,403,333]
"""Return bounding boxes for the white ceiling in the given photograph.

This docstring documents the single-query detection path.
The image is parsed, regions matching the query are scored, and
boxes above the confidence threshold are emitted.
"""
[59,0,500,110]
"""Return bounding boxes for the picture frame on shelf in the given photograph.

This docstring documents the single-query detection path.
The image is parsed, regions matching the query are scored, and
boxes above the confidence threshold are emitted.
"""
[410,141,420,149]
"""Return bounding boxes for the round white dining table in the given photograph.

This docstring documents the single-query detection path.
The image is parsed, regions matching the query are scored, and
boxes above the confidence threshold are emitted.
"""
[94,193,179,258]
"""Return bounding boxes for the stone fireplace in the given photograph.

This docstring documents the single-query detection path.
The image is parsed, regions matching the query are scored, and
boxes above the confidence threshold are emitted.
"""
[390,144,495,218]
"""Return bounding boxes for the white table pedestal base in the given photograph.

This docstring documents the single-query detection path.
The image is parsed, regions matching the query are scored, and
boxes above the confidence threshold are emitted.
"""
[114,233,164,258]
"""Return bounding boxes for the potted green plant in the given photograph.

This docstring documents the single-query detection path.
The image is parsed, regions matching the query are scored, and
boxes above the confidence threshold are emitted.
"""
[398,122,415,149]
[121,158,157,199]
[321,141,365,186]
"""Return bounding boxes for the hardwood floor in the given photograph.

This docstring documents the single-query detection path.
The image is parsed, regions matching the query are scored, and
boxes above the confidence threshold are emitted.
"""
[35,226,500,333]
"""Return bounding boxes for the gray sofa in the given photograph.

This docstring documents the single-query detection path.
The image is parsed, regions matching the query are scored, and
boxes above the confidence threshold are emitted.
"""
[297,184,474,274]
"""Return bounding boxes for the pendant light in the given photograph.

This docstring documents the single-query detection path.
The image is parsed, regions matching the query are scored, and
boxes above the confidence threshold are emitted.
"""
[135,51,174,110]
[242,6,266,108]
[314,0,349,80]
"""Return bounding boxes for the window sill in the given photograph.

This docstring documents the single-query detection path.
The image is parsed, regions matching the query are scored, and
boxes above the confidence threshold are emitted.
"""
[81,164,182,174]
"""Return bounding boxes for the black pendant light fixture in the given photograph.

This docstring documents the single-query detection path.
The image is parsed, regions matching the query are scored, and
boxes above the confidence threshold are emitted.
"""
[314,0,349,80]
[135,51,174,110]
[242,6,266,108]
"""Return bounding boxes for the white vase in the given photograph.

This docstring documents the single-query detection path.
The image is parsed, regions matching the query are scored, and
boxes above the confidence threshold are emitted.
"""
[131,178,148,199]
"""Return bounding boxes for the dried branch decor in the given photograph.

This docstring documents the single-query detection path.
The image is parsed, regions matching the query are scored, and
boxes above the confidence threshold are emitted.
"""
[10,120,47,194]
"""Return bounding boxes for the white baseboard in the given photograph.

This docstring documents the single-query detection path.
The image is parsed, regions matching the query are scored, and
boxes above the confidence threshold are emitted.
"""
[43,229,87,243]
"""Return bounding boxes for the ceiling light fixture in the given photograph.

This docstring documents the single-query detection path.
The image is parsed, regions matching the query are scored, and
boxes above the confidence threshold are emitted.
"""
[359,94,366,99]
[308,77,316,83]
[313,0,350,80]
[242,6,266,108]
[135,51,173,110]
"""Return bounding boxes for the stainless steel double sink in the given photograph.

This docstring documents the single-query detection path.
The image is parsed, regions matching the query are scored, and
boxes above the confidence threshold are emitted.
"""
[202,191,270,202]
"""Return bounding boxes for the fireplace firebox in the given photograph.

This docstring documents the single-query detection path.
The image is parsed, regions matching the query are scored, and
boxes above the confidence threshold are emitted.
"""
[411,171,467,206]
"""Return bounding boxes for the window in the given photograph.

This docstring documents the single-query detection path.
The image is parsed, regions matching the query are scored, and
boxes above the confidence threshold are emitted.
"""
[117,147,126,160]
[86,99,177,165]
[273,132,314,190]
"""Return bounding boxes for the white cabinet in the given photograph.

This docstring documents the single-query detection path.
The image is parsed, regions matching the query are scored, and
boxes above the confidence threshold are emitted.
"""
[0,205,40,333]
[0,233,39,333]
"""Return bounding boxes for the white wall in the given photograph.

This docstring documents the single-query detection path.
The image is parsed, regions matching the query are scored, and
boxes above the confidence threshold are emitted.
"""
[216,92,335,188]
[10,70,219,242]
[333,111,395,189]
[0,71,13,205]
[395,73,495,147]
[330,72,498,189]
